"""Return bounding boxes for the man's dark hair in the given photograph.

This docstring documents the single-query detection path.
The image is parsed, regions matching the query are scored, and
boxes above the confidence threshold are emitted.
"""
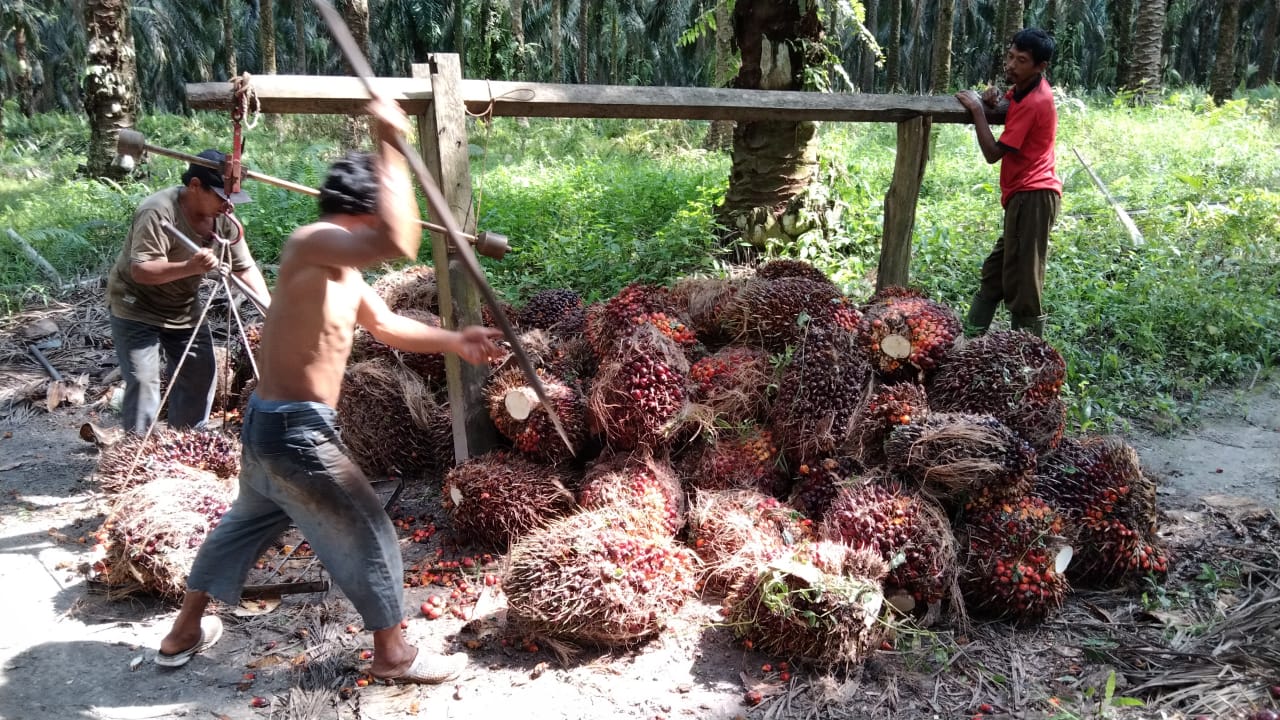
[1011,28,1055,65]
[318,152,378,216]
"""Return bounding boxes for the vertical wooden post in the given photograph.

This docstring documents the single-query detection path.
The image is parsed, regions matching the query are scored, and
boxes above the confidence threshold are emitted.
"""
[412,56,494,464]
[877,115,932,291]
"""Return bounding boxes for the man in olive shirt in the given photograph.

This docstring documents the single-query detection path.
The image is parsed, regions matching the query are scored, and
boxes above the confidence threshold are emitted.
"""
[107,151,272,433]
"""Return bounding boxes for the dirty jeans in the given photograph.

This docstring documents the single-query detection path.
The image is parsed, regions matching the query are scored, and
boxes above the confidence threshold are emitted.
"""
[185,395,404,630]
[109,313,216,433]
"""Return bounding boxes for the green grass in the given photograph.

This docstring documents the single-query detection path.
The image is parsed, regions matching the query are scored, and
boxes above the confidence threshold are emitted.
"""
[2,90,1277,432]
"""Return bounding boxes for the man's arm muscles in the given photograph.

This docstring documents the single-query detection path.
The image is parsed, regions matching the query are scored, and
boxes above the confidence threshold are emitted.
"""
[356,283,460,356]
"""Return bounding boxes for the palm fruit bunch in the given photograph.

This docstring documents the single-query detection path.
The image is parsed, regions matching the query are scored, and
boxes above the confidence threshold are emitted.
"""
[231,321,263,391]
[441,450,577,550]
[588,324,690,450]
[546,334,598,386]
[578,450,686,536]
[480,298,518,329]
[669,276,742,346]
[884,412,1036,504]
[725,542,887,672]
[350,308,447,384]
[688,346,773,423]
[96,428,242,493]
[485,365,589,464]
[632,311,700,359]
[585,283,675,357]
[856,292,962,382]
[766,321,870,464]
[372,264,437,313]
[866,285,928,304]
[677,427,785,497]
[928,330,1067,453]
[517,288,587,333]
[822,482,957,613]
[961,495,1073,620]
[102,465,235,599]
[850,382,930,467]
[687,489,813,596]
[504,507,698,647]
[756,259,838,288]
[1036,436,1167,584]
[337,360,451,477]
[788,455,860,520]
[724,277,844,351]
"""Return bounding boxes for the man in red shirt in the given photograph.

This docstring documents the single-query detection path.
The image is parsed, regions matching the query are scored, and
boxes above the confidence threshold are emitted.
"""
[956,28,1062,337]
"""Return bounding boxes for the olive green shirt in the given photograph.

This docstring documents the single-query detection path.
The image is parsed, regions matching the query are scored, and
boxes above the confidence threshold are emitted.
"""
[107,187,254,329]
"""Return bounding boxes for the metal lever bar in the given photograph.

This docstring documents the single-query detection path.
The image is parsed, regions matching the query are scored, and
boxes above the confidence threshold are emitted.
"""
[117,129,509,259]
[159,221,270,314]
[311,0,573,454]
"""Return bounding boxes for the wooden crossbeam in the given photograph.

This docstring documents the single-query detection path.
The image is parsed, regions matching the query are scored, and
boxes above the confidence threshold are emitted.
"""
[186,75,1005,124]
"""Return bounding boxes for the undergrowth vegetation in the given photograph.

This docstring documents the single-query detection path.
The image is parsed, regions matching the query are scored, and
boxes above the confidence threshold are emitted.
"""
[1,89,1277,431]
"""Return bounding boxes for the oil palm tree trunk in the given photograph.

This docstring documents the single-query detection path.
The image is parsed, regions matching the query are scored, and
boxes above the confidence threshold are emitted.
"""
[261,0,277,74]
[703,0,736,151]
[224,0,238,77]
[342,0,370,149]
[1127,0,1169,98]
[551,0,563,81]
[1259,0,1278,85]
[717,0,824,252]
[453,0,465,73]
[83,0,138,179]
[886,0,902,88]
[1209,0,1242,102]
[15,23,34,117]
[512,0,526,78]
[861,0,879,89]
[932,0,955,91]
[294,0,306,73]
[1110,0,1134,87]
[577,0,591,83]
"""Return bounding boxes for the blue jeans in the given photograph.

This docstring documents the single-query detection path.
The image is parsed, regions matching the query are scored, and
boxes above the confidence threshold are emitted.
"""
[108,313,216,433]
[185,395,404,630]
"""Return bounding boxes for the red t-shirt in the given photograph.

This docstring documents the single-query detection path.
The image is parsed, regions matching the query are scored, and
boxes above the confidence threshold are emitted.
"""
[998,77,1062,207]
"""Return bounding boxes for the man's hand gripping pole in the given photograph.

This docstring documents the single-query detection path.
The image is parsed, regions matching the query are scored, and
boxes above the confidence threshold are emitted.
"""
[310,0,574,455]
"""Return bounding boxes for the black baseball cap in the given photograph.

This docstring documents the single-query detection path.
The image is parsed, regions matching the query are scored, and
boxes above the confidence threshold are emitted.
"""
[182,149,252,204]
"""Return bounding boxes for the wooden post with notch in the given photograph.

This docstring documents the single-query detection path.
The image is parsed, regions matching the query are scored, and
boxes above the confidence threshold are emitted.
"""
[412,55,495,464]
[877,115,932,291]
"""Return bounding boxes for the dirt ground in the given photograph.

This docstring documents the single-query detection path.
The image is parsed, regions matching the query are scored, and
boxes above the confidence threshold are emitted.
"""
[0,375,1277,720]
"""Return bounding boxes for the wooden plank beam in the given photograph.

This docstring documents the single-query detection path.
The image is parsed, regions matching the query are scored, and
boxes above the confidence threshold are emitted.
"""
[187,75,1006,125]
[414,57,495,465]
[877,116,932,290]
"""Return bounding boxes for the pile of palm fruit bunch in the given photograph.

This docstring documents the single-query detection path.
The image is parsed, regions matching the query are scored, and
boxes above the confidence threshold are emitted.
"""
[328,258,1170,670]
[96,427,241,493]
[337,359,453,477]
[1035,435,1167,584]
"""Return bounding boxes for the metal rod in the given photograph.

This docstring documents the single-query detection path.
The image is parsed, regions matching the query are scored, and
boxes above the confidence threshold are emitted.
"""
[158,221,270,313]
[312,0,574,454]
[27,345,63,382]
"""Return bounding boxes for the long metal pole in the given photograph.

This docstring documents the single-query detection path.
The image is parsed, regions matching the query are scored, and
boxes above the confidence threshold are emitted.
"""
[159,221,270,313]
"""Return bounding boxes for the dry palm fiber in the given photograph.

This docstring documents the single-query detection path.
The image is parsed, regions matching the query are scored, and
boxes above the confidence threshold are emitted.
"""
[517,288,587,333]
[960,494,1073,620]
[677,426,785,497]
[687,489,814,597]
[928,330,1067,453]
[821,481,958,613]
[1036,435,1167,584]
[485,365,589,464]
[585,283,677,357]
[337,360,452,477]
[856,292,962,382]
[578,449,686,536]
[725,542,887,673]
[96,427,241,493]
[789,455,861,520]
[441,450,577,550]
[504,506,698,647]
[756,259,839,288]
[766,321,871,464]
[849,382,930,467]
[688,346,773,424]
[884,412,1036,503]
[232,321,263,390]
[588,323,690,451]
[669,276,741,346]
[724,277,844,351]
[101,464,235,599]
[350,308,447,384]
[372,264,437,313]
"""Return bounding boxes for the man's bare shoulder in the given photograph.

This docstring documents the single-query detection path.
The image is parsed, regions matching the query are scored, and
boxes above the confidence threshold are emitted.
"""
[287,220,349,245]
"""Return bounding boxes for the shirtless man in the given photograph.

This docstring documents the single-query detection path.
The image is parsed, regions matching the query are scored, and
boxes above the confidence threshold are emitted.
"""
[156,97,502,683]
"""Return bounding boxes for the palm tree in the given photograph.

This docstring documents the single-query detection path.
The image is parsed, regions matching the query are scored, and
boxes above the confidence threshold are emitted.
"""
[1128,0,1169,98]
[224,0,237,77]
[576,0,591,82]
[861,0,879,89]
[511,0,526,77]
[1259,0,1278,85]
[717,0,824,252]
[342,0,370,149]
[260,0,276,74]
[83,0,138,179]
[703,0,735,150]
[1210,0,1241,102]
[551,0,563,81]
[1110,0,1134,87]
[885,0,902,88]
[932,0,956,91]
[293,0,306,73]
